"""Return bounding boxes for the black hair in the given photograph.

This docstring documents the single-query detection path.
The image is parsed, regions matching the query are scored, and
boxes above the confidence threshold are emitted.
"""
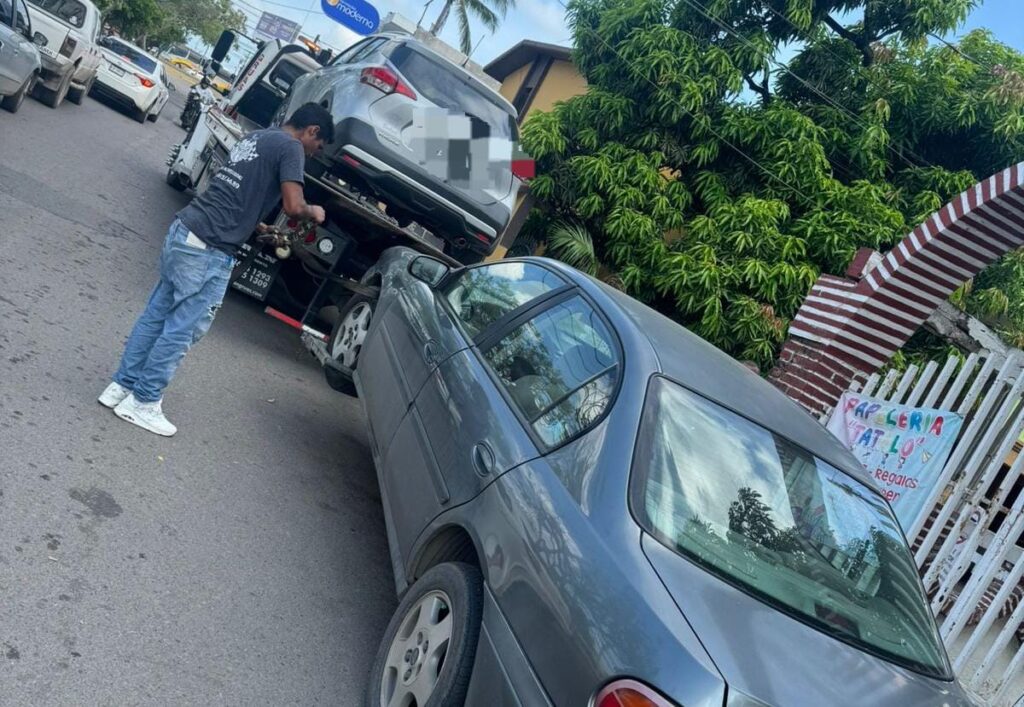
[284,103,335,143]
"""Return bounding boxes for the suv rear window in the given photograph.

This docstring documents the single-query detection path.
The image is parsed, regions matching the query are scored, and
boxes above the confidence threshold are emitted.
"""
[28,0,84,27]
[390,44,516,140]
[631,377,952,679]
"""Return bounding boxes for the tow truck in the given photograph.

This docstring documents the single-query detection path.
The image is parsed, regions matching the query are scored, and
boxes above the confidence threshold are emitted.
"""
[164,30,464,386]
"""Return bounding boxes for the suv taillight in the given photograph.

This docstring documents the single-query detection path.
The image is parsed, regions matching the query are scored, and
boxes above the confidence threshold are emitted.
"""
[595,680,679,707]
[59,36,77,58]
[360,67,416,100]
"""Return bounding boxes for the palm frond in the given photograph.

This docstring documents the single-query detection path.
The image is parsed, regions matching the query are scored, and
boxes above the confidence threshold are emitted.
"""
[482,0,513,17]
[462,0,499,31]
[547,221,599,276]
[455,0,473,54]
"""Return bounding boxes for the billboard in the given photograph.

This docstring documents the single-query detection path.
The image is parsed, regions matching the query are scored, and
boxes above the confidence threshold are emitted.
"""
[254,11,301,42]
[321,0,380,35]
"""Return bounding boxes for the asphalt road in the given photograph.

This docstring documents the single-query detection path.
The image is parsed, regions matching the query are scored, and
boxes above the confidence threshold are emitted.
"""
[0,78,394,704]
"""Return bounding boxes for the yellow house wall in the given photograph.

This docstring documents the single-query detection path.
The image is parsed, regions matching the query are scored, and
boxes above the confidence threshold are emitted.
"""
[485,57,589,262]
[521,59,588,119]
[498,64,531,106]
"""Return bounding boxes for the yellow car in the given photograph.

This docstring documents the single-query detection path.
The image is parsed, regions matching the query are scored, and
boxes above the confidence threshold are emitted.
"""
[167,56,199,73]
[210,75,231,95]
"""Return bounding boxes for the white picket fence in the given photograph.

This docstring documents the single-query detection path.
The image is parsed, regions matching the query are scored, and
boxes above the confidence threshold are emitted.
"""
[838,352,1024,706]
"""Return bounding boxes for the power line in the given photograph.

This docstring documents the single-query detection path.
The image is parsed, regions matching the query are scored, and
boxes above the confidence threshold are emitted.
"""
[678,0,937,173]
[551,0,829,214]
[927,31,994,71]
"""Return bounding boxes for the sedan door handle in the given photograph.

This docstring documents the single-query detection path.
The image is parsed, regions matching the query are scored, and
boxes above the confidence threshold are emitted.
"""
[423,340,439,366]
[472,442,495,477]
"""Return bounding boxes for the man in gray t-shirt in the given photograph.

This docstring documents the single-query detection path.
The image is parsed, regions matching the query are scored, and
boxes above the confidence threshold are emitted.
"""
[98,104,335,437]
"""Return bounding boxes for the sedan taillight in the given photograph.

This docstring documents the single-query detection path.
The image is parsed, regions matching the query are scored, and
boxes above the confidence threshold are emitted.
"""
[360,66,416,100]
[136,74,155,88]
[595,680,679,707]
[59,36,77,58]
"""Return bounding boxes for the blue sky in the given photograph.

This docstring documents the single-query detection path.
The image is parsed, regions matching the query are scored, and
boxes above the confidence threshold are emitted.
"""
[222,0,1022,67]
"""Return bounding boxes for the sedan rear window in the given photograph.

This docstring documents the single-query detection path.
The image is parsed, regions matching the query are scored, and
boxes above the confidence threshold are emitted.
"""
[485,296,618,447]
[631,378,951,679]
[103,38,157,73]
[27,0,84,27]
[444,261,563,338]
[390,45,516,140]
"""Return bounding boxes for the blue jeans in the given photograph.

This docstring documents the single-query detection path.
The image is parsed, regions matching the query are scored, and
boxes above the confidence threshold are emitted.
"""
[113,220,235,402]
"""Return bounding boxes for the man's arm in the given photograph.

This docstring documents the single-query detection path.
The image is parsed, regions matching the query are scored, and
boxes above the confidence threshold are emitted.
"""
[281,182,326,224]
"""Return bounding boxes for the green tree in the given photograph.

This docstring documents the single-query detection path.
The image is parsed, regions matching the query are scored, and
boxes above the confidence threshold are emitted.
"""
[521,0,1024,369]
[427,0,514,54]
[96,0,164,41]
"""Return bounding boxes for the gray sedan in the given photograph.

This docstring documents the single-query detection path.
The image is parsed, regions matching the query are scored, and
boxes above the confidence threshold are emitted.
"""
[328,248,972,707]
[0,0,43,113]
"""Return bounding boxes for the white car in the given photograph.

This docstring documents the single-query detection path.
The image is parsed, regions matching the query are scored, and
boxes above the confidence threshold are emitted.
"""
[25,0,100,108]
[92,36,169,123]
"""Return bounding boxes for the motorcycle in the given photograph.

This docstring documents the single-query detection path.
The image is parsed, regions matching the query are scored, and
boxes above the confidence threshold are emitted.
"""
[179,79,216,134]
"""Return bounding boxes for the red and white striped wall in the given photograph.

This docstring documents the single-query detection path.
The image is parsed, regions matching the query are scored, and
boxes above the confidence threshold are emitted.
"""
[770,162,1024,415]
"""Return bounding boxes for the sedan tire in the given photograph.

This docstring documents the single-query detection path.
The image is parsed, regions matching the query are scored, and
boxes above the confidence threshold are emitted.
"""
[324,294,375,396]
[1,74,34,114]
[366,563,483,707]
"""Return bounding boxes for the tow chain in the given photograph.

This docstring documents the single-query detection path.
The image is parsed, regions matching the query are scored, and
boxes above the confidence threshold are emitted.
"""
[230,221,380,299]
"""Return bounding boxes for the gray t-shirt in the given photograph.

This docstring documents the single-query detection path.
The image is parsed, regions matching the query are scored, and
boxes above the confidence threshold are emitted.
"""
[178,128,305,255]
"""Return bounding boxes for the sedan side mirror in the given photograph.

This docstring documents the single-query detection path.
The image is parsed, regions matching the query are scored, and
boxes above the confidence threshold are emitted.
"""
[32,32,48,46]
[409,256,450,287]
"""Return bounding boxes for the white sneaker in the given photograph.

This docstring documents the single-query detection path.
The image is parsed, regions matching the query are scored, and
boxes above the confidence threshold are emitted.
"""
[113,394,177,437]
[98,381,132,409]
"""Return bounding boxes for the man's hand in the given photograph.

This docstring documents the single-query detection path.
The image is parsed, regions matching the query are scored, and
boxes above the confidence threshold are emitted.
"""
[281,182,326,225]
[255,222,272,234]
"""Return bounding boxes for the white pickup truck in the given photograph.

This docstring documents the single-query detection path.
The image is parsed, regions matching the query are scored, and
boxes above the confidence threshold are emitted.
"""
[25,0,100,107]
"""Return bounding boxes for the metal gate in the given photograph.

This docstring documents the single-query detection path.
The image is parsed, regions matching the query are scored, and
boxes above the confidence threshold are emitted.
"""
[838,352,1024,706]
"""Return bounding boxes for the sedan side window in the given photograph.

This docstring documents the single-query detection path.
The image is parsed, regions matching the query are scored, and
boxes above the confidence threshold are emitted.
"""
[483,296,619,447]
[443,261,563,338]
[1,0,14,27]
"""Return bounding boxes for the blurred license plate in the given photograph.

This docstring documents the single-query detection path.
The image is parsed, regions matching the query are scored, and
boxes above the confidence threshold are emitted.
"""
[109,65,125,77]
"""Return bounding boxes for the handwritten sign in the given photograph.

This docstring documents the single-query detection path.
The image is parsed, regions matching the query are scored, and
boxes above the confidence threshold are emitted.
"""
[827,393,963,529]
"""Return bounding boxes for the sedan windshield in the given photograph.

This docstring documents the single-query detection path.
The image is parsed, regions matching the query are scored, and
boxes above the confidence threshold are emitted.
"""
[103,38,157,73]
[631,377,951,679]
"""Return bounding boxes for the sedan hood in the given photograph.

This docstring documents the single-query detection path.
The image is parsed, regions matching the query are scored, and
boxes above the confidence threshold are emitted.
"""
[641,535,973,707]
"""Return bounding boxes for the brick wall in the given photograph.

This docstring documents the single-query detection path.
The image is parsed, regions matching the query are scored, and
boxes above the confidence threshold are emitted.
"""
[770,163,1024,415]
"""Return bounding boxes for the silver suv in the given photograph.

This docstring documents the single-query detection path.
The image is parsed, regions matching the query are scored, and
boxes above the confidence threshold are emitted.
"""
[279,34,521,262]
